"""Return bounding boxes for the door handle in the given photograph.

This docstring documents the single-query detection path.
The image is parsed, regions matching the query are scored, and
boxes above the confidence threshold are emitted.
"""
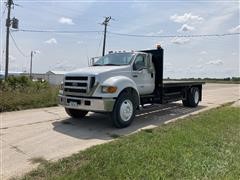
[133,75,138,78]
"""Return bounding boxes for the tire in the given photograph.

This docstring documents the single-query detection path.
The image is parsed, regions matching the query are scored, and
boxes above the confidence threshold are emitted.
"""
[65,108,88,118]
[182,99,189,107]
[182,87,200,107]
[111,91,137,128]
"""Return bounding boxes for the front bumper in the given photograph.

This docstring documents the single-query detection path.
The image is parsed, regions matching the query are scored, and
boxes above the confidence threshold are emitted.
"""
[59,95,115,112]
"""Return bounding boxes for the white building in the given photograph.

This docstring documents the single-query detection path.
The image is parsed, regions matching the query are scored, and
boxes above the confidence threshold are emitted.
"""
[0,71,67,85]
[45,71,66,85]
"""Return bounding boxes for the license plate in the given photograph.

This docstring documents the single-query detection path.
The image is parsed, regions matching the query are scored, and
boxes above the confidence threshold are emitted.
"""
[69,101,78,107]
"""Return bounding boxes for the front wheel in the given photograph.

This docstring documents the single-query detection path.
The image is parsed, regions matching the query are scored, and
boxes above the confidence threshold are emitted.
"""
[65,108,88,118]
[111,91,137,128]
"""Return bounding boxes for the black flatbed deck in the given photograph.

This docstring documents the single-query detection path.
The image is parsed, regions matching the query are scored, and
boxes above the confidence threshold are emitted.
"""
[163,81,205,87]
[140,48,205,104]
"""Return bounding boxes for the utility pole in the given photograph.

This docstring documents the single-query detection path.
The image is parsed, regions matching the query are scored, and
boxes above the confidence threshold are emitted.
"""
[5,0,14,80]
[30,51,33,79]
[101,16,112,56]
[30,51,36,79]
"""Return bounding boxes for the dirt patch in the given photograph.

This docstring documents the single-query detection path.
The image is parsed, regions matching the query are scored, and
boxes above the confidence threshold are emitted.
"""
[28,157,48,164]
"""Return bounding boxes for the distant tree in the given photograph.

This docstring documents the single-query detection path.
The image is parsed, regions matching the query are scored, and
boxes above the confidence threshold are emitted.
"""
[232,77,240,81]
[223,77,231,81]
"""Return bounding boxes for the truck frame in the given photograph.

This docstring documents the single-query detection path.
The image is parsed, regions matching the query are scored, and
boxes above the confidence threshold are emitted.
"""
[59,46,204,128]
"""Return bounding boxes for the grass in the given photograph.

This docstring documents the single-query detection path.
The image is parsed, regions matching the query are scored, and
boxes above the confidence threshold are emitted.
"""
[202,80,240,84]
[0,86,58,112]
[21,105,240,179]
[0,76,59,112]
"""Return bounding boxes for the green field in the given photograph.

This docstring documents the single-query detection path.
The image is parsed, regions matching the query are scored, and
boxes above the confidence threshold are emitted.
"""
[21,105,240,179]
[0,76,59,112]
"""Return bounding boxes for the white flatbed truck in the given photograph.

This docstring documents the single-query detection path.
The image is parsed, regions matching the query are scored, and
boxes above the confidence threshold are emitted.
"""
[59,45,204,128]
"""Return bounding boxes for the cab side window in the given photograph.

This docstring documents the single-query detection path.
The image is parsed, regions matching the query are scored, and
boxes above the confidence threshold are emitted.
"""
[133,54,147,71]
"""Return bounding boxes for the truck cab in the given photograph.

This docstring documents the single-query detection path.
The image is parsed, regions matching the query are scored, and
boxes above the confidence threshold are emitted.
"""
[93,51,156,95]
[59,46,204,128]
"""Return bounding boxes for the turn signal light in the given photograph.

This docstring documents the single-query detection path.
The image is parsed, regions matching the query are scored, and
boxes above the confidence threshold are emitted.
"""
[102,86,118,93]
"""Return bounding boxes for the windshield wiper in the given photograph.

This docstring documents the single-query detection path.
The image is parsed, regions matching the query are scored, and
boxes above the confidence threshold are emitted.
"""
[92,64,103,66]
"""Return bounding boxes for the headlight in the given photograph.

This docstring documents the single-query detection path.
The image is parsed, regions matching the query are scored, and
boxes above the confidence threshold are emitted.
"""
[102,86,118,93]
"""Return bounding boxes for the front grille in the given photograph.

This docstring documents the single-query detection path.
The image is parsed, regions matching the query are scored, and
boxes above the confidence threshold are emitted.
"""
[64,88,87,93]
[63,76,94,95]
[65,82,87,87]
[65,76,88,81]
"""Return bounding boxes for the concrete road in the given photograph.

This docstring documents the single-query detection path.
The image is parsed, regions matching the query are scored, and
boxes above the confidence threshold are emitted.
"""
[1,83,239,179]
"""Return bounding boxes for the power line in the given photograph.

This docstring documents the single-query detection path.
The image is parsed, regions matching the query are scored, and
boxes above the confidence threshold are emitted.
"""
[9,31,28,57]
[108,32,240,38]
[13,28,240,38]
[13,29,103,33]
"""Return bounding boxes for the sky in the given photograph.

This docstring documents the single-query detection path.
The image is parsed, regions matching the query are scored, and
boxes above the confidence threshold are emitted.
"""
[0,0,239,78]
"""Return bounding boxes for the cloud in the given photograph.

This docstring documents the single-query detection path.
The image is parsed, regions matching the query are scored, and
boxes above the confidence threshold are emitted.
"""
[45,38,57,44]
[58,17,74,25]
[206,59,224,65]
[177,24,195,32]
[171,37,190,45]
[229,25,240,33]
[200,51,207,55]
[170,13,204,23]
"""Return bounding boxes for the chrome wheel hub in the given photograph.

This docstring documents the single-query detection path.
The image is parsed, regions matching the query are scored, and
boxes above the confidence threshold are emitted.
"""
[120,99,133,122]
[194,90,199,104]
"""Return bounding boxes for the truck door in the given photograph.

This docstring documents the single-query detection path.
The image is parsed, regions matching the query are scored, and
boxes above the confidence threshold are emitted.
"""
[132,54,155,95]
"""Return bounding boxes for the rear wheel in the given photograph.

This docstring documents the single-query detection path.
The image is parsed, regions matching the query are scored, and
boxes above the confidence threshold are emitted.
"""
[111,91,137,128]
[65,108,88,118]
[182,99,189,107]
[182,87,200,107]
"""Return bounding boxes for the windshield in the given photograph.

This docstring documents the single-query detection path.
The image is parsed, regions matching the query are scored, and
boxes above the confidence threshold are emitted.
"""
[93,53,134,66]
